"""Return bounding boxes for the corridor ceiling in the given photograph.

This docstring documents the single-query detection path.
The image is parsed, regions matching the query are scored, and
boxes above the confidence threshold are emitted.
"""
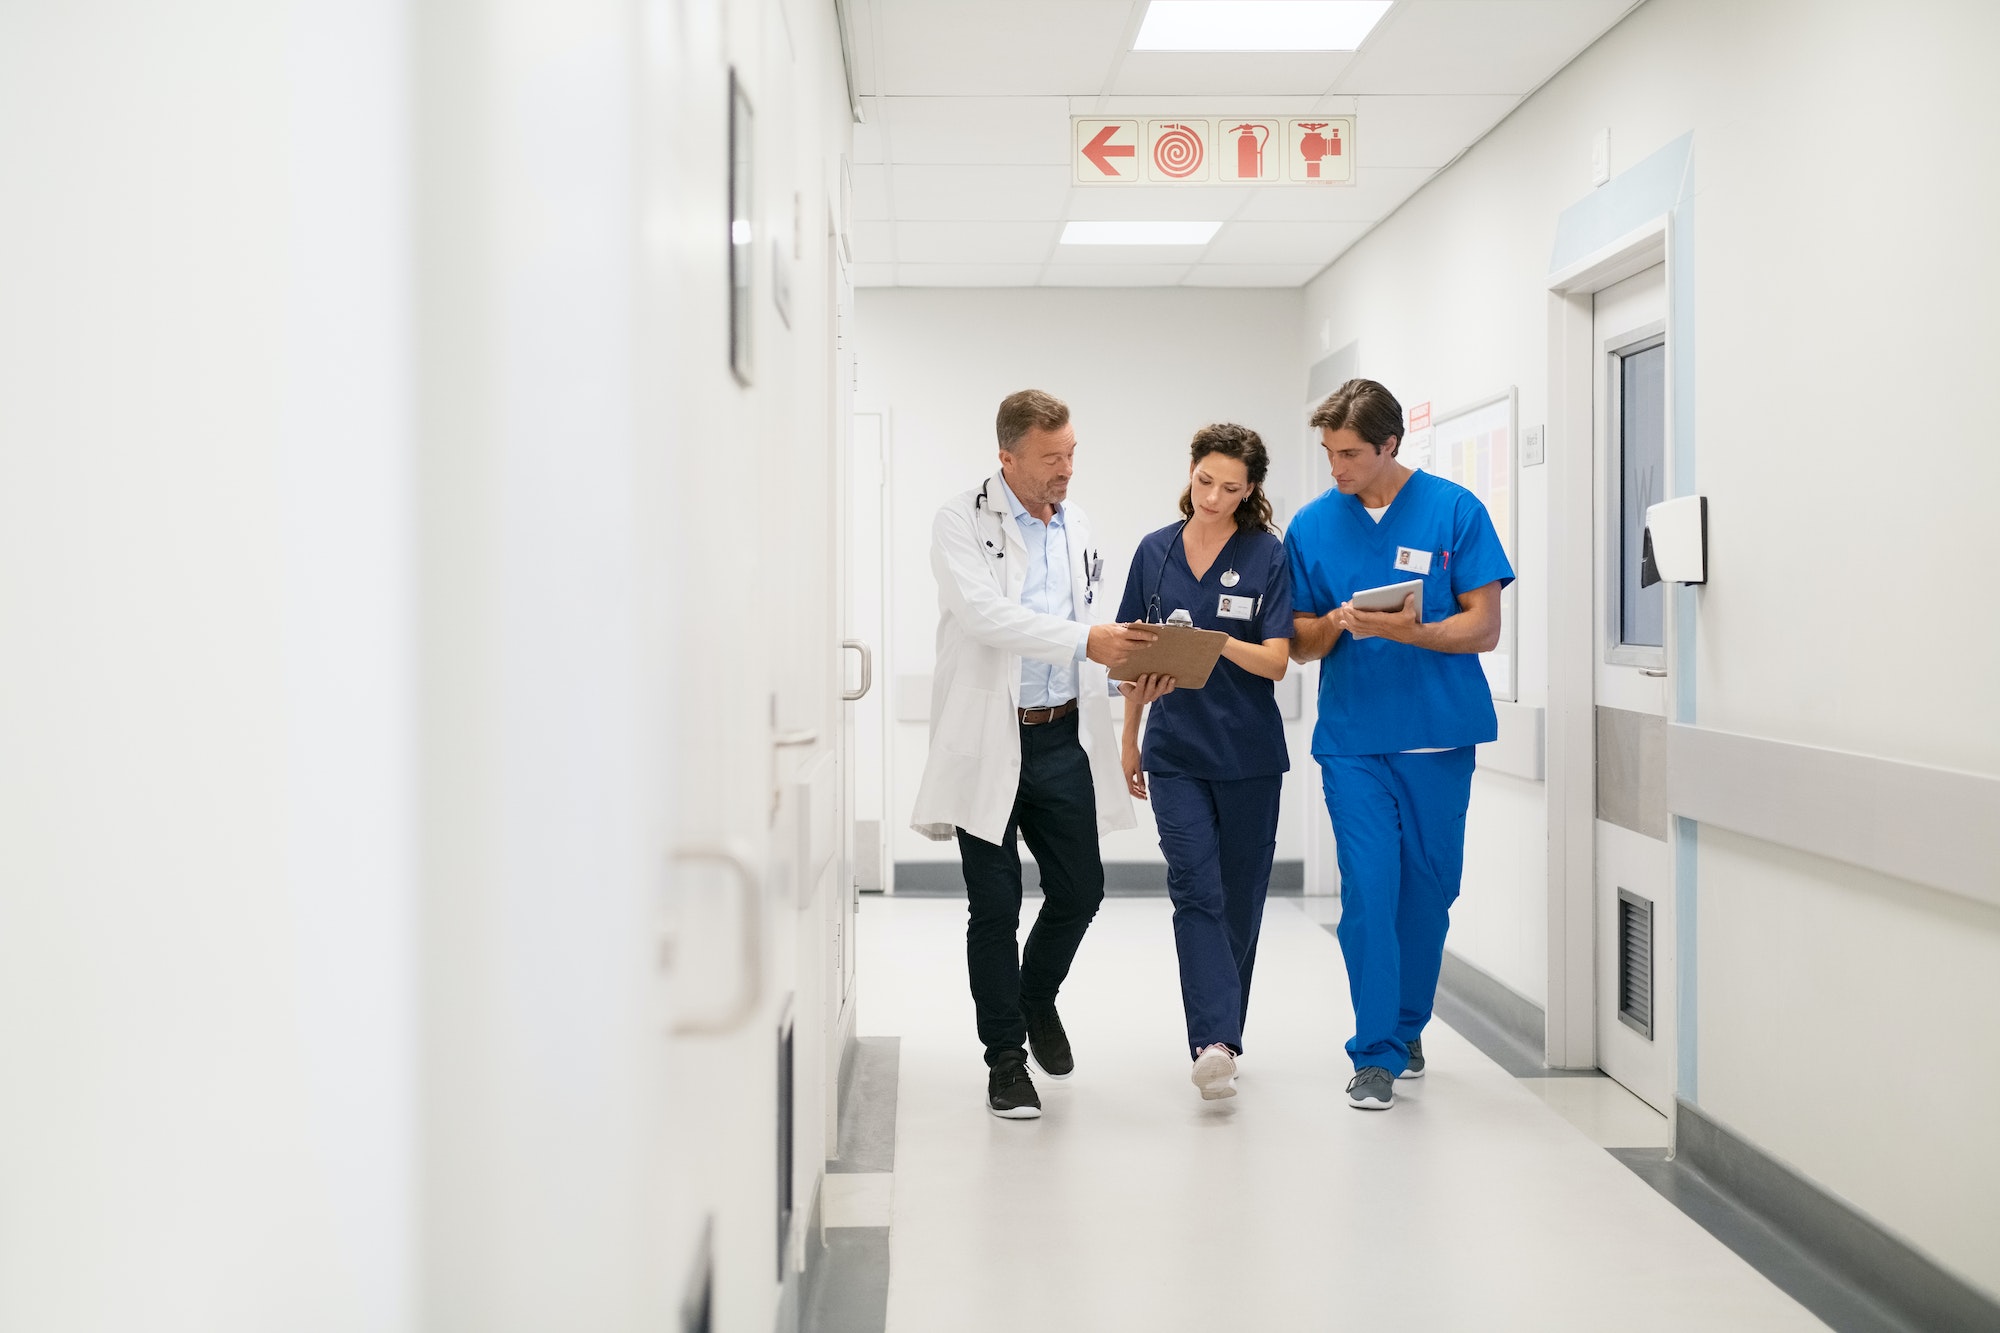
[843,0,1640,288]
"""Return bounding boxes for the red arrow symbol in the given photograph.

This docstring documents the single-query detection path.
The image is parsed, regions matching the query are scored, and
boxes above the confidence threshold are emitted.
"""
[1082,124,1136,176]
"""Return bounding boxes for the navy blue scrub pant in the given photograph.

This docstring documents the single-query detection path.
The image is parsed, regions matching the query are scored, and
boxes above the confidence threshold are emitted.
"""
[956,710,1105,1066]
[1149,772,1284,1060]
[1318,747,1476,1078]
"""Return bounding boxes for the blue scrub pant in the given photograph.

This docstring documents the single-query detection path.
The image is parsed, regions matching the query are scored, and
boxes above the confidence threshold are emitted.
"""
[1318,748,1476,1077]
[1149,772,1283,1059]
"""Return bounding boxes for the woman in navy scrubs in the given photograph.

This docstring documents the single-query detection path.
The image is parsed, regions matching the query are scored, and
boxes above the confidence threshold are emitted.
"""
[1115,423,1293,1101]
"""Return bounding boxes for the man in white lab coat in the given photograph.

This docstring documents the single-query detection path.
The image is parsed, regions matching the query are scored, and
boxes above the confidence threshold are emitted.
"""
[912,389,1152,1120]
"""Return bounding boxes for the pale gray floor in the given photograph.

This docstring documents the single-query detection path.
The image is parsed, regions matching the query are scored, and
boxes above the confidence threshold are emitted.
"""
[844,896,1829,1333]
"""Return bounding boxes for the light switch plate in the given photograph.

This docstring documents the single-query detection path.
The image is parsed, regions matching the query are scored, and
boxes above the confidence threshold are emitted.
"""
[1524,425,1545,466]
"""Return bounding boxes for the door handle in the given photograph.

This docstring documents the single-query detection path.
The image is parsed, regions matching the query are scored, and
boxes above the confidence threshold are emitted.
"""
[842,639,873,701]
[668,842,764,1036]
[1641,668,1667,678]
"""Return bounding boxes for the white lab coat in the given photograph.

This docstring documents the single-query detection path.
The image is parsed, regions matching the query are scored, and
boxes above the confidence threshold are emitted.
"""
[910,472,1135,846]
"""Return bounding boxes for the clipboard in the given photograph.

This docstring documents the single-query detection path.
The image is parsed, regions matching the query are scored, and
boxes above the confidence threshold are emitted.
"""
[1108,622,1229,689]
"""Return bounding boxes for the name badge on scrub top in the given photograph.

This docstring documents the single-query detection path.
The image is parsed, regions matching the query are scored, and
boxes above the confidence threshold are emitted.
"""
[1394,546,1433,575]
[1216,593,1259,621]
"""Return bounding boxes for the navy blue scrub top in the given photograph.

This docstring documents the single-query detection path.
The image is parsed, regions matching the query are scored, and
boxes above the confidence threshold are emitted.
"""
[1284,468,1515,757]
[1116,523,1294,781]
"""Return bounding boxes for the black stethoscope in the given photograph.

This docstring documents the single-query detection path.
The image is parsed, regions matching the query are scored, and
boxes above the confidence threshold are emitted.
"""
[976,478,1103,603]
[1146,519,1242,624]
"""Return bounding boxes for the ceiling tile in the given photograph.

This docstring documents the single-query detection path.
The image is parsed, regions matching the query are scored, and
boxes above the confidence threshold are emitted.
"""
[1076,95,1328,117]
[1047,243,1211,266]
[851,262,898,287]
[1350,94,1521,168]
[853,112,887,164]
[894,264,1043,288]
[1335,0,1637,95]
[1182,263,1327,287]
[852,219,897,263]
[1112,52,1354,97]
[882,97,1072,166]
[871,0,1134,96]
[1232,167,1433,221]
[1201,220,1370,265]
[890,165,1073,221]
[895,220,1060,264]
[1065,186,1252,221]
[850,164,892,221]
[1040,264,1194,287]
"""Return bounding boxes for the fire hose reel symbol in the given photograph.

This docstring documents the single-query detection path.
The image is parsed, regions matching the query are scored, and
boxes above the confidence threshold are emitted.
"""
[1151,122,1205,180]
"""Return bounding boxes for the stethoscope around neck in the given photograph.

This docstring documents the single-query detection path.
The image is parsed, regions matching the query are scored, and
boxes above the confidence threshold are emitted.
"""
[1146,518,1241,624]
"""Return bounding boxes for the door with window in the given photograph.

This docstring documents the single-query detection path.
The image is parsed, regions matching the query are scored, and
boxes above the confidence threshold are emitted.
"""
[1592,265,1674,1112]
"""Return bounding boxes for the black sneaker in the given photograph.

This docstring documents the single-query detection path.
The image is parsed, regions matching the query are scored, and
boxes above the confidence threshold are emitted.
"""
[1398,1037,1425,1080]
[987,1051,1042,1119]
[1346,1066,1394,1110]
[1023,1001,1074,1080]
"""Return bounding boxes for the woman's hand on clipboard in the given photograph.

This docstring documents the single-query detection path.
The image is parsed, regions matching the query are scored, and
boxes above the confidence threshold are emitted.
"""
[1117,673,1176,705]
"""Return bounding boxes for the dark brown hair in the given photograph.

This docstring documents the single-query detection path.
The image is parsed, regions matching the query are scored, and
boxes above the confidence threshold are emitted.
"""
[1178,422,1275,535]
[1309,378,1403,455]
[995,389,1070,451]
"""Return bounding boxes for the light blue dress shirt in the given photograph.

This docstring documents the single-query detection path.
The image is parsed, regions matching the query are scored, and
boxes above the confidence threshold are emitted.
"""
[998,474,1087,707]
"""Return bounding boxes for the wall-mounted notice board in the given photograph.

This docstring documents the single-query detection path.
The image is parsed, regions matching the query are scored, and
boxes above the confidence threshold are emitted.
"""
[1419,390,1519,701]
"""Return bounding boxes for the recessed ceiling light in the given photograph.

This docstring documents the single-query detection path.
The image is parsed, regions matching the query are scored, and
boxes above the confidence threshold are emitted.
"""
[1061,220,1221,246]
[1133,0,1393,53]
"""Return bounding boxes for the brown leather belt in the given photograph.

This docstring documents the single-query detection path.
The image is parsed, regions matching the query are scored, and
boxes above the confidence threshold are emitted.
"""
[1017,699,1077,726]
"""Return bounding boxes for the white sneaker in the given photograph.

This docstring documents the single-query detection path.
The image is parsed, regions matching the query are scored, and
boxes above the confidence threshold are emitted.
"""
[1191,1044,1238,1100]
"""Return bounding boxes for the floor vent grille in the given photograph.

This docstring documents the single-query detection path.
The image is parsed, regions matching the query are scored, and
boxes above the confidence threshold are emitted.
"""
[1618,888,1654,1040]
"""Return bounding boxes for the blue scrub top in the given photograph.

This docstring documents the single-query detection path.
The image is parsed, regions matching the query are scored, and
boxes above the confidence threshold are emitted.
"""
[1285,469,1515,757]
[1116,523,1294,780]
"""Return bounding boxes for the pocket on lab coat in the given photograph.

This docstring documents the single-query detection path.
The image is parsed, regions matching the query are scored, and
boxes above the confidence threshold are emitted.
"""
[937,682,995,757]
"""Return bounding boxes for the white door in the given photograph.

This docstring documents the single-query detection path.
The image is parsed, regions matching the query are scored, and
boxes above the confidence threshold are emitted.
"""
[844,410,890,905]
[1591,265,1675,1112]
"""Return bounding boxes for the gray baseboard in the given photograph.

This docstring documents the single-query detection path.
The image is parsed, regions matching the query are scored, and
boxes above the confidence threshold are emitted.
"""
[1672,1100,2000,1333]
[1428,947,1599,1078]
[892,858,1304,896]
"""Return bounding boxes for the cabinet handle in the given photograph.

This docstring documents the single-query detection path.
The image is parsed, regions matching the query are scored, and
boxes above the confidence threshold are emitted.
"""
[668,843,763,1035]
[842,640,873,701]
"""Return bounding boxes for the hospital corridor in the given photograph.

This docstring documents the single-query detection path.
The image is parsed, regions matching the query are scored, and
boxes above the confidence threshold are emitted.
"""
[3,2,1998,1332]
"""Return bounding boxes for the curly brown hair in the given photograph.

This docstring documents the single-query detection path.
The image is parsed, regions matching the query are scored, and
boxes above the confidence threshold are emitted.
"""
[1178,422,1276,535]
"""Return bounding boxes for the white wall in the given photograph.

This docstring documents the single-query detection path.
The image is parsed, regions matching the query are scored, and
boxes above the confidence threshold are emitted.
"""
[858,286,1314,869]
[0,2,857,1330]
[0,4,415,1329]
[1298,0,2000,1297]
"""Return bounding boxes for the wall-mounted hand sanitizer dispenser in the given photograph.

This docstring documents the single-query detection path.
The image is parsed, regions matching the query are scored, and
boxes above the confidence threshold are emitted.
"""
[1640,495,1706,587]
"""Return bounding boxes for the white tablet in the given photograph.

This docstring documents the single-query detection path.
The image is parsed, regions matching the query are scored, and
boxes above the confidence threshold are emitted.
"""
[1349,578,1423,613]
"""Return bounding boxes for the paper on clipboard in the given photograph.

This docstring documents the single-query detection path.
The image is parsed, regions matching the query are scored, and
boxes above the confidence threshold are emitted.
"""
[1108,622,1229,689]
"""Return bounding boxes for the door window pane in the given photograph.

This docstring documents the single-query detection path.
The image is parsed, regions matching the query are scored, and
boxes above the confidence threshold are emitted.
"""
[1619,344,1666,648]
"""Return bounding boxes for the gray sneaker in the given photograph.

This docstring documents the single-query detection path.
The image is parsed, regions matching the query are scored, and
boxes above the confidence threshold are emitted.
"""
[1346,1066,1394,1110]
[1398,1037,1425,1080]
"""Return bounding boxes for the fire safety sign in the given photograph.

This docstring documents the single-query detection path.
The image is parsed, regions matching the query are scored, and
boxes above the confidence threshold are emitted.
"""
[1073,116,1355,186]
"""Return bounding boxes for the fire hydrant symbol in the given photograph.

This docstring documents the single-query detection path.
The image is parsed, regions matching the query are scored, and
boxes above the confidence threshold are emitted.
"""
[1227,123,1270,180]
[1297,122,1343,179]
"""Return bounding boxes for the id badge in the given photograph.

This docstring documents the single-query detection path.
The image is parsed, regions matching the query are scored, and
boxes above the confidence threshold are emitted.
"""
[1394,546,1433,575]
[1216,593,1258,621]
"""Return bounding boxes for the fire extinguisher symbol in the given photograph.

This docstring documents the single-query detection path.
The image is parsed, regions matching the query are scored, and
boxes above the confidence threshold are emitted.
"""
[1227,123,1271,180]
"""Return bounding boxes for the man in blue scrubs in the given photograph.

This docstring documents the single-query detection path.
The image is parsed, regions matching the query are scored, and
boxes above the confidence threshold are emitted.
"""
[1285,379,1514,1111]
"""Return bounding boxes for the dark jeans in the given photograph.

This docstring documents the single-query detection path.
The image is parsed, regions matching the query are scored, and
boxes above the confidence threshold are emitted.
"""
[956,710,1105,1065]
